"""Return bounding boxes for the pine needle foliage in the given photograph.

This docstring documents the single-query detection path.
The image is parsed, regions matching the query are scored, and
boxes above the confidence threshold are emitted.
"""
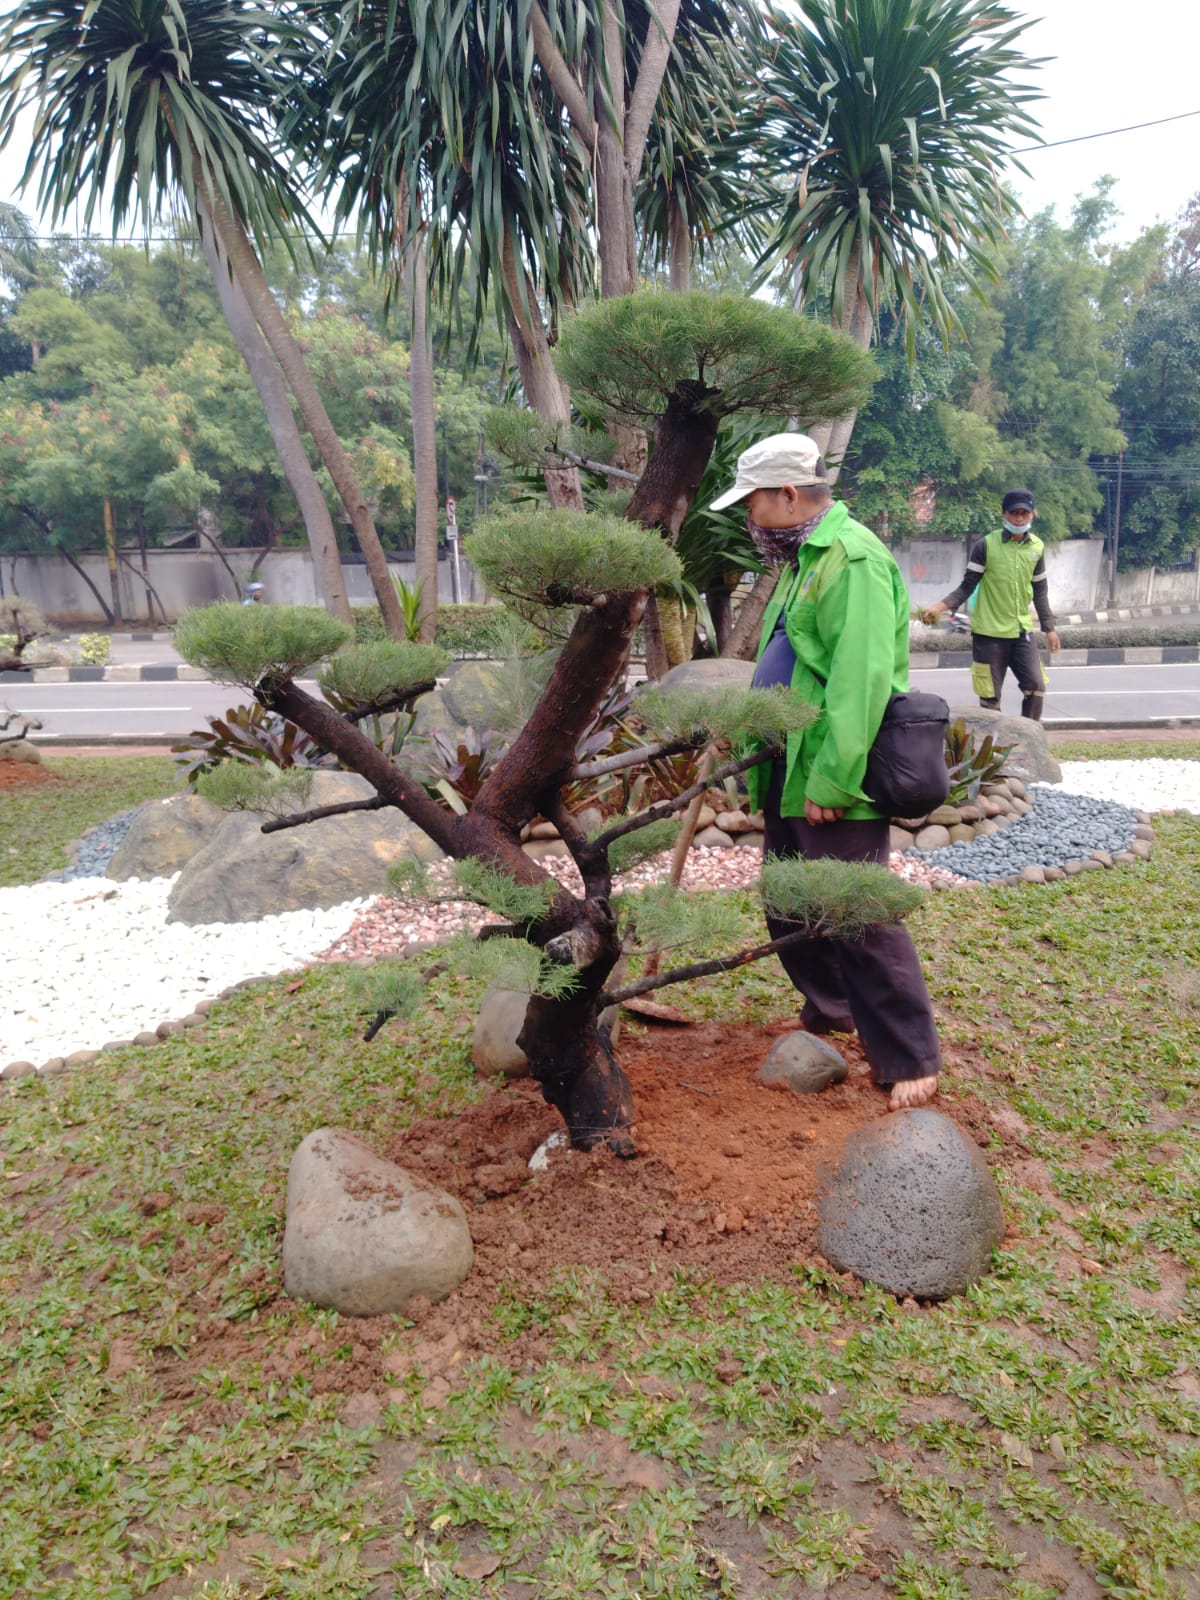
[194,764,314,815]
[174,603,351,688]
[758,857,924,939]
[385,858,431,900]
[553,292,876,427]
[635,685,819,746]
[451,859,560,924]
[607,819,682,875]
[618,884,745,954]
[346,961,426,1023]
[443,933,582,1001]
[467,509,682,612]
[317,640,450,705]
[484,407,615,471]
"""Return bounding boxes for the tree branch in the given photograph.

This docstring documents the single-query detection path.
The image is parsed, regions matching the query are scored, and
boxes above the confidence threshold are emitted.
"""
[529,4,597,150]
[260,795,389,834]
[624,0,683,180]
[544,794,611,901]
[592,746,776,850]
[601,924,820,1007]
[259,676,461,857]
[572,733,701,780]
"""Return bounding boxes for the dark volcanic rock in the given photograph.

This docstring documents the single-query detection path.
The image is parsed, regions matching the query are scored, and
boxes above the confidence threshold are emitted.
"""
[816,1109,1004,1299]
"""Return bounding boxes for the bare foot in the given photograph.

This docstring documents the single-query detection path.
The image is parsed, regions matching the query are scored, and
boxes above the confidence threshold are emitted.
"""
[887,1074,939,1111]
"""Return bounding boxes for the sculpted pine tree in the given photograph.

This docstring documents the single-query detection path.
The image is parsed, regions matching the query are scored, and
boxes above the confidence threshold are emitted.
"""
[175,291,918,1153]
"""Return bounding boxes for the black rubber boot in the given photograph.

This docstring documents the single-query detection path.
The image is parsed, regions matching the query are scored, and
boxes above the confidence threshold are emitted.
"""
[978,697,1001,711]
[1021,692,1045,721]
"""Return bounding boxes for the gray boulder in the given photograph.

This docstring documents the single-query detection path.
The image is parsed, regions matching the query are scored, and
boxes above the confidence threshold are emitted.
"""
[166,771,443,924]
[758,1033,848,1095]
[816,1109,1004,1299]
[472,986,620,1079]
[950,707,1062,785]
[650,659,755,696]
[283,1127,473,1315]
[107,793,223,880]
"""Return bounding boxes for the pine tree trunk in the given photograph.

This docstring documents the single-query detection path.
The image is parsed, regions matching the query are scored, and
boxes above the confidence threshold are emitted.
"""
[201,188,406,640]
[196,199,352,625]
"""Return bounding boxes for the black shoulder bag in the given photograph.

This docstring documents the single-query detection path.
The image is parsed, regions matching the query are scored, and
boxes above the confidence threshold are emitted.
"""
[861,691,950,817]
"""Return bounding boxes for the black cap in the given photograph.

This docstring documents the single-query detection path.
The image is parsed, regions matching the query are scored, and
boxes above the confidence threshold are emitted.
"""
[1002,488,1036,512]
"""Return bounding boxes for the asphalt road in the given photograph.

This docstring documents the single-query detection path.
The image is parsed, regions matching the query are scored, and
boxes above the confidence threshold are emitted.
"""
[7,662,1200,741]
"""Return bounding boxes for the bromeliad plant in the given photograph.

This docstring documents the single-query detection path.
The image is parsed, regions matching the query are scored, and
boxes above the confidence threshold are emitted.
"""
[944,718,1014,806]
[174,289,916,1155]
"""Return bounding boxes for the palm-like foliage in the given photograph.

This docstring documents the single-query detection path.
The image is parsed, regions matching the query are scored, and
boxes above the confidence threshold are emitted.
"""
[755,0,1042,351]
[0,201,38,286]
[636,1,769,288]
[0,0,311,253]
[298,0,592,348]
[0,0,403,632]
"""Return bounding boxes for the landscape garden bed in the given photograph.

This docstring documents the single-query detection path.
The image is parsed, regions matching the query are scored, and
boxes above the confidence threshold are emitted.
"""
[1,745,1198,1598]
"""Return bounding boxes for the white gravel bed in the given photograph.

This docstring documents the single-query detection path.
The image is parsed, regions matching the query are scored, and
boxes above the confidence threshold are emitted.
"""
[2,875,370,1069]
[1053,759,1200,815]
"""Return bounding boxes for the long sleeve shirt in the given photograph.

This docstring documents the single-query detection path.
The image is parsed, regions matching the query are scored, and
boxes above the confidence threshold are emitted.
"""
[941,530,1056,635]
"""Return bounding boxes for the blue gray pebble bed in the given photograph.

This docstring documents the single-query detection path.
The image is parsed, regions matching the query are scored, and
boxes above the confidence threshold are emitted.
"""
[921,786,1137,883]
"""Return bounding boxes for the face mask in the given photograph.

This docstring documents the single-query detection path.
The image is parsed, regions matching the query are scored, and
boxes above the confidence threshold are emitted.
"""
[746,505,830,564]
[1002,518,1032,537]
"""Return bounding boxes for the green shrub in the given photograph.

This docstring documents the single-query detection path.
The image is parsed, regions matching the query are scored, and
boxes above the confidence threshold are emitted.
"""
[351,602,509,657]
[911,621,1200,652]
[77,633,111,666]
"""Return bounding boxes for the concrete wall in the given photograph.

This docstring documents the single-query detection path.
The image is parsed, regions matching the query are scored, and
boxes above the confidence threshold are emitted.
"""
[1,546,488,626]
[894,536,1106,614]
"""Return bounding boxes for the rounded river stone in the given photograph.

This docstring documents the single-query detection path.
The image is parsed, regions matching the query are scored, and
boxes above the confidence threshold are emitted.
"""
[816,1109,1004,1300]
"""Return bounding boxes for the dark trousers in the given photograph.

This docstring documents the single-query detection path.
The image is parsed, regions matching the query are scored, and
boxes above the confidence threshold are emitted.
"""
[762,793,942,1085]
[972,631,1046,720]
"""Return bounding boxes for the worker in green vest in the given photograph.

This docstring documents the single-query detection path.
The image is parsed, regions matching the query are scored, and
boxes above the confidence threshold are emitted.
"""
[922,489,1061,720]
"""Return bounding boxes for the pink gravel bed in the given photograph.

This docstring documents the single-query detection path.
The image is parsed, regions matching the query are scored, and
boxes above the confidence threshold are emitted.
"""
[316,846,975,964]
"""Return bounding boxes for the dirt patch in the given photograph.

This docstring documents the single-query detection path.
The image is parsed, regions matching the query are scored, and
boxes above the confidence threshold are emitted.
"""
[133,1022,1002,1413]
[0,758,57,787]
[372,1021,992,1360]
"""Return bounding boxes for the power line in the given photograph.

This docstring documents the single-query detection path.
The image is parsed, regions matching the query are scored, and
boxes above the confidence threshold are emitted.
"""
[1013,108,1200,155]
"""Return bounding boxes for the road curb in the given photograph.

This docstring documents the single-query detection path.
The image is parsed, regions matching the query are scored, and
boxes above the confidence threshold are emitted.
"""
[6,646,1200,684]
[910,646,1200,670]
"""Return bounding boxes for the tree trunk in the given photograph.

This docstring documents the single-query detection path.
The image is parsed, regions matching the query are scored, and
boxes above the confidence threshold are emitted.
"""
[406,236,440,641]
[195,506,242,597]
[201,188,406,640]
[499,233,584,511]
[102,497,123,624]
[707,585,733,653]
[197,198,352,625]
[668,191,691,292]
[57,542,114,625]
[722,569,779,661]
[626,386,720,537]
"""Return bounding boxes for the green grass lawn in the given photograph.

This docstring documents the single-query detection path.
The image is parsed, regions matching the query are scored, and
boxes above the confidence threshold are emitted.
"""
[0,754,180,886]
[1,748,1198,1599]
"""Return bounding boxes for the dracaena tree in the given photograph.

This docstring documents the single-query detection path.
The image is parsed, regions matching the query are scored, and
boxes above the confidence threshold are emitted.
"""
[722,0,1041,659]
[173,289,908,1155]
[0,0,408,635]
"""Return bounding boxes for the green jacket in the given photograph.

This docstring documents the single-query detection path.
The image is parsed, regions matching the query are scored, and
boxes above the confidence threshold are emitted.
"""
[747,501,910,821]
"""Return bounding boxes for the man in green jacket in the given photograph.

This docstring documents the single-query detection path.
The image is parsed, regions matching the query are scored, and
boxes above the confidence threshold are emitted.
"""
[711,433,941,1110]
[922,488,1060,719]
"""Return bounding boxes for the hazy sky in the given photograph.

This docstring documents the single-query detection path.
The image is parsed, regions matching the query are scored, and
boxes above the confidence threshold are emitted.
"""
[1,0,1197,246]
